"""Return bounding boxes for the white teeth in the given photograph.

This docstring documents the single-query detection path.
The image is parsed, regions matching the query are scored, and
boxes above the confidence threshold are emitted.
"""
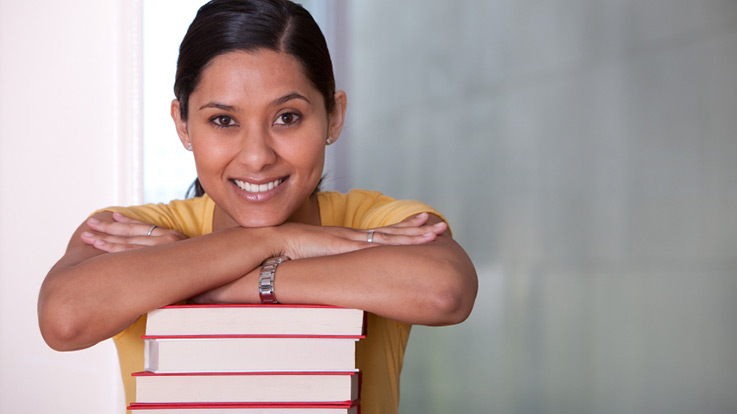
[235,178,283,193]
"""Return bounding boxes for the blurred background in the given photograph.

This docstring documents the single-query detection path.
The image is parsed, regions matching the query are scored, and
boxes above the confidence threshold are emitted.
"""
[1,0,736,413]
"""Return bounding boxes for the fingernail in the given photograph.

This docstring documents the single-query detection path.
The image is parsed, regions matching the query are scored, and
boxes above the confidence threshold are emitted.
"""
[88,218,100,224]
[81,232,94,238]
[434,222,446,227]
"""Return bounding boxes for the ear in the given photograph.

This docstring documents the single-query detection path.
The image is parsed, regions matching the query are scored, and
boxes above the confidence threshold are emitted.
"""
[326,90,347,145]
[171,99,192,150]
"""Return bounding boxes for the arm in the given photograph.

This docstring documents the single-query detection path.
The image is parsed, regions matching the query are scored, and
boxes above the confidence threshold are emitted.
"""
[37,211,278,351]
[194,214,478,326]
[38,211,447,351]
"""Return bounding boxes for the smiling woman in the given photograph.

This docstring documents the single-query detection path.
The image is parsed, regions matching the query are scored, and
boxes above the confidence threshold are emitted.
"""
[173,50,343,228]
[37,1,477,413]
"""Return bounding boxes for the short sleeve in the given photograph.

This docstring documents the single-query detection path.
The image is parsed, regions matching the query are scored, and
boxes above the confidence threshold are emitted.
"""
[318,189,449,233]
[93,196,214,238]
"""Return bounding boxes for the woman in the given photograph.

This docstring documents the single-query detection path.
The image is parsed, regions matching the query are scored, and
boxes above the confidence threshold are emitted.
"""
[38,1,477,413]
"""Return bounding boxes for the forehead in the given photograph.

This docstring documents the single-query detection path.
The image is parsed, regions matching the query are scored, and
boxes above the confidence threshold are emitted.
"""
[192,49,319,105]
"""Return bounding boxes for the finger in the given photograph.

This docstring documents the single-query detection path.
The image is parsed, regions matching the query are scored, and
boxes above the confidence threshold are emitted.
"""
[81,231,162,248]
[366,230,439,246]
[81,232,146,253]
[111,213,167,238]
[112,212,148,225]
[87,216,158,238]
[386,212,430,228]
[360,227,445,246]
[365,221,447,238]
[114,216,163,238]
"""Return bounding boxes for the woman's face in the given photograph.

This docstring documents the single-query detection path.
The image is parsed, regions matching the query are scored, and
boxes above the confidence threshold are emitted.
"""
[172,49,344,228]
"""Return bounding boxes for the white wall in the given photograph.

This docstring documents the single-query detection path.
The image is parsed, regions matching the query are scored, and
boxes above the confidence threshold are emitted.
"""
[0,1,139,412]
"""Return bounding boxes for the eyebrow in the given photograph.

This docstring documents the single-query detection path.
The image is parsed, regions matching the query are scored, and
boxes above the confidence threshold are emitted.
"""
[271,92,311,106]
[198,93,311,112]
[199,102,237,111]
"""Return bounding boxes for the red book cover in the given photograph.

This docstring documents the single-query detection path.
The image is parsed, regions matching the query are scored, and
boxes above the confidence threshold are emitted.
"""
[128,400,360,413]
[132,371,361,404]
[129,401,358,408]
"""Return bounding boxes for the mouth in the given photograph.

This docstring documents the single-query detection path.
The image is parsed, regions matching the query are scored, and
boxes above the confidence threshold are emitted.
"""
[232,177,286,193]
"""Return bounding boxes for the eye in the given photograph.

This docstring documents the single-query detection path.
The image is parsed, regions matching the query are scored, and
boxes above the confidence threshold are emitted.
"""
[211,115,236,128]
[274,112,301,126]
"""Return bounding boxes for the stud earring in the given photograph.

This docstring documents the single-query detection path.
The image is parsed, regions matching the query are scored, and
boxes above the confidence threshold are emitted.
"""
[187,142,192,151]
[326,137,333,145]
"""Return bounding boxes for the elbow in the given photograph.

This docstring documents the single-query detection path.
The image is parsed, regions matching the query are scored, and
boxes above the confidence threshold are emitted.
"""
[38,296,94,352]
[424,268,478,326]
[38,311,81,352]
[426,288,475,326]
[39,321,78,352]
[40,328,82,352]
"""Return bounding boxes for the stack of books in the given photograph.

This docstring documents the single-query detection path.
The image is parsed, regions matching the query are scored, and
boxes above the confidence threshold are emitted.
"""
[127,304,365,413]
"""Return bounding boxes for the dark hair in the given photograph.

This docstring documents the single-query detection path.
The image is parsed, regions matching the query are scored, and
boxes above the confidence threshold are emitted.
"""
[178,0,336,198]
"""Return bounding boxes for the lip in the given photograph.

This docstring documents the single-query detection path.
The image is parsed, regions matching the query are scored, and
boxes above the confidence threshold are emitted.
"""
[231,176,288,202]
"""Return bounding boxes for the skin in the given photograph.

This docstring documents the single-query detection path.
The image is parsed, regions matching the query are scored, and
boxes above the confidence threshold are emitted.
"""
[38,49,478,352]
[177,51,332,230]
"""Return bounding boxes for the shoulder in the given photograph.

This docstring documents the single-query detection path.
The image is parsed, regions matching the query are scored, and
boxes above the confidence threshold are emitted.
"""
[95,196,214,237]
[318,189,447,229]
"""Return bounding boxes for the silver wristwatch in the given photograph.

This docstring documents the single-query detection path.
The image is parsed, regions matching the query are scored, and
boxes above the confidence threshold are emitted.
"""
[258,256,290,304]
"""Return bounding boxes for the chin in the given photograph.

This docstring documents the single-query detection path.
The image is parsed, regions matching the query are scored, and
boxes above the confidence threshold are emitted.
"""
[235,214,288,228]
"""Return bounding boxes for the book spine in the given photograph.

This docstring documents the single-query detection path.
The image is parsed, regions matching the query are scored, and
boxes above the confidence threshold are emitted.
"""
[133,371,358,377]
[142,334,365,339]
[128,401,359,409]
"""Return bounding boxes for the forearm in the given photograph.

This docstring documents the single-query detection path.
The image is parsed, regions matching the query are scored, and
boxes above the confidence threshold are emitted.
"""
[272,238,476,325]
[38,226,277,351]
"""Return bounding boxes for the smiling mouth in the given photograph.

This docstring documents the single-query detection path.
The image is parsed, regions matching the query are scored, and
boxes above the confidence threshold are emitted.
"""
[233,178,286,193]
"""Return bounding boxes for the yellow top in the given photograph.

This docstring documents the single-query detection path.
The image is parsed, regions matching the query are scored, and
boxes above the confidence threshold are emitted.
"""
[104,189,445,414]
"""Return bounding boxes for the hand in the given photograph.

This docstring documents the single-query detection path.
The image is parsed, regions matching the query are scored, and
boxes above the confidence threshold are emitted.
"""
[276,212,448,260]
[81,212,188,253]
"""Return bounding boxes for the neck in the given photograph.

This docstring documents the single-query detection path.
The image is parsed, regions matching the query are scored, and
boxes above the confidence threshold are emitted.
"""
[287,194,321,226]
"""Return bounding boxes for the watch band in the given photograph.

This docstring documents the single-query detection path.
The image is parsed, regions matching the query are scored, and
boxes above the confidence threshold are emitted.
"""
[258,256,289,304]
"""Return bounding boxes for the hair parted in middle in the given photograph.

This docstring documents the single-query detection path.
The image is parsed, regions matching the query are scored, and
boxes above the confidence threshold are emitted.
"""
[174,0,336,121]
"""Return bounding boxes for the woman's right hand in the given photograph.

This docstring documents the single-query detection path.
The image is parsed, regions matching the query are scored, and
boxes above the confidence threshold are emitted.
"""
[276,212,448,260]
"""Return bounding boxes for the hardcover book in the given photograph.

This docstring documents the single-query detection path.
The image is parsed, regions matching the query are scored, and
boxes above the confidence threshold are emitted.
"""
[134,371,360,403]
[133,305,364,413]
[144,336,361,373]
[145,304,365,337]
[128,401,360,413]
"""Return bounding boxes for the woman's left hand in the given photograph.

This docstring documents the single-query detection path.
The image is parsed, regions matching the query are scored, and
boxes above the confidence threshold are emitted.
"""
[81,212,189,253]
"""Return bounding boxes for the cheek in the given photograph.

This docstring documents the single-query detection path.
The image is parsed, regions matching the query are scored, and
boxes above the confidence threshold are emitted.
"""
[190,146,235,192]
[288,140,326,174]
[192,149,225,175]
[190,131,235,172]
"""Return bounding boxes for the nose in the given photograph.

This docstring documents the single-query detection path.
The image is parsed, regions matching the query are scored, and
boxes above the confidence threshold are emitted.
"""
[236,126,277,172]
